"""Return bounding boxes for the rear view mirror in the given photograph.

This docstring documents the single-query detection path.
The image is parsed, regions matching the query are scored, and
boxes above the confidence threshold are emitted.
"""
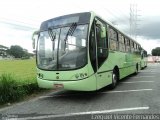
[101,26,106,38]
[95,19,106,38]
[32,31,39,49]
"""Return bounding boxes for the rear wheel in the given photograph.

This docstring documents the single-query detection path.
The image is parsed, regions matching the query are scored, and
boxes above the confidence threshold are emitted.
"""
[110,69,118,89]
[140,63,143,70]
[134,64,138,75]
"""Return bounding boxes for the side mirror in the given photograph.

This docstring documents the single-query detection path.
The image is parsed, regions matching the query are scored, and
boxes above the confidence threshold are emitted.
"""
[32,31,39,49]
[101,26,106,38]
[95,19,106,38]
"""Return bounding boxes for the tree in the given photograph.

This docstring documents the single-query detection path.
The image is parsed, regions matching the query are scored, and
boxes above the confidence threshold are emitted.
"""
[22,49,32,59]
[7,45,25,58]
[152,47,160,56]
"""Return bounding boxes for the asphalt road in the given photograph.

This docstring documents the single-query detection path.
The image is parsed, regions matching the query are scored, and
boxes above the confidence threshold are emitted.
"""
[1,63,160,120]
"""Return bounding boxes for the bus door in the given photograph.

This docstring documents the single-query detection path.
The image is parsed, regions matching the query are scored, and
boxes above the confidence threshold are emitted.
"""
[95,18,108,89]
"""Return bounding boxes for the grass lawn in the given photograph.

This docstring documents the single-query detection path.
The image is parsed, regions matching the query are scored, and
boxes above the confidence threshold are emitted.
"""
[0,59,36,84]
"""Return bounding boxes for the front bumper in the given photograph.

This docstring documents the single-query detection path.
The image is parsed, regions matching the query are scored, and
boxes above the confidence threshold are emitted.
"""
[37,75,96,91]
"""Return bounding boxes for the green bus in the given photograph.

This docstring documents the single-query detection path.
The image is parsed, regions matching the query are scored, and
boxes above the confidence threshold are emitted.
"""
[32,12,142,91]
[140,49,147,69]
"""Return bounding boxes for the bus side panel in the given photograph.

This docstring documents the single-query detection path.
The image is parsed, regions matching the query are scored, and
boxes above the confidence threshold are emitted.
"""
[96,71,112,90]
[96,51,127,89]
[96,50,138,90]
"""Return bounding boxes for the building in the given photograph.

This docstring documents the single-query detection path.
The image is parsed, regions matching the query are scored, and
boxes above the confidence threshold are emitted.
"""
[148,55,160,63]
[0,45,13,60]
[0,45,8,57]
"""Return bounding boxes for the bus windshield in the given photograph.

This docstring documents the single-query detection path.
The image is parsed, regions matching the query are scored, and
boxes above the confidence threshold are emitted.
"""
[37,24,88,70]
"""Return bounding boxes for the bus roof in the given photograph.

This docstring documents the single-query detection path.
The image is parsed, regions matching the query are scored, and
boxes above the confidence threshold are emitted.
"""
[40,11,141,47]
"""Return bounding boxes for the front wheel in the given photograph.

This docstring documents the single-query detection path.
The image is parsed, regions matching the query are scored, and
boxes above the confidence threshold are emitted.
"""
[110,70,118,89]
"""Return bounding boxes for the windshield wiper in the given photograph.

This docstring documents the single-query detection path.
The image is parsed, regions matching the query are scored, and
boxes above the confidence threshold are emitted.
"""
[48,28,57,60]
[48,28,56,41]
[64,23,77,50]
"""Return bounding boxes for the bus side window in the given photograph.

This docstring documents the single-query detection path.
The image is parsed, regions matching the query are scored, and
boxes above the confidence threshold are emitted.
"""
[109,27,118,51]
[118,33,125,52]
[125,38,131,53]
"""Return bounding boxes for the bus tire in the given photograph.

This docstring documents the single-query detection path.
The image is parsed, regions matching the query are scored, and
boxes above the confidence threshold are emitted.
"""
[134,64,138,75]
[110,69,118,89]
[140,63,143,70]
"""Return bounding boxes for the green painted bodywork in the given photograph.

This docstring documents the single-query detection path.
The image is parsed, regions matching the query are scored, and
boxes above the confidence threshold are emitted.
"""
[37,73,97,91]
[36,12,141,91]
[140,57,148,69]
[140,49,148,69]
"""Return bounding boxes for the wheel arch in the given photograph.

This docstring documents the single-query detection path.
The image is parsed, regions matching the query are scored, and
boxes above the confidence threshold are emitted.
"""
[113,65,120,81]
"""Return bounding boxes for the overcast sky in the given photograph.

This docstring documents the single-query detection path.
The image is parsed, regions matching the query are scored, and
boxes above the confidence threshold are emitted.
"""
[0,0,160,54]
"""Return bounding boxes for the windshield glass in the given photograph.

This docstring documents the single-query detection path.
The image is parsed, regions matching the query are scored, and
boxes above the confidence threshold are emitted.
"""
[37,24,88,70]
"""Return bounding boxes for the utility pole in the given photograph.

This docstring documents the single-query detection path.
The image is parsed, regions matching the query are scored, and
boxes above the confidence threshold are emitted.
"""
[130,4,139,40]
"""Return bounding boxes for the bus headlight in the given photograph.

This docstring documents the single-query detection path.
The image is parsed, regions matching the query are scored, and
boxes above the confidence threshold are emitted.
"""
[37,73,43,79]
[75,73,87,79]
[75,74,79,79]
[80,73,84,78]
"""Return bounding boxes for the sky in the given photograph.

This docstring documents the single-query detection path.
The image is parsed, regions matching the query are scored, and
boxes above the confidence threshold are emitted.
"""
[0,0,160,54]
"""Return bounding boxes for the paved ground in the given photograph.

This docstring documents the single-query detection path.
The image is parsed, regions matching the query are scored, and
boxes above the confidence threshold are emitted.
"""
[0,63,160,120]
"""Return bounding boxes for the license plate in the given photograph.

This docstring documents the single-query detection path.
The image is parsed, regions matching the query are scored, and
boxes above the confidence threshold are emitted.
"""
[54,84,64,89]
